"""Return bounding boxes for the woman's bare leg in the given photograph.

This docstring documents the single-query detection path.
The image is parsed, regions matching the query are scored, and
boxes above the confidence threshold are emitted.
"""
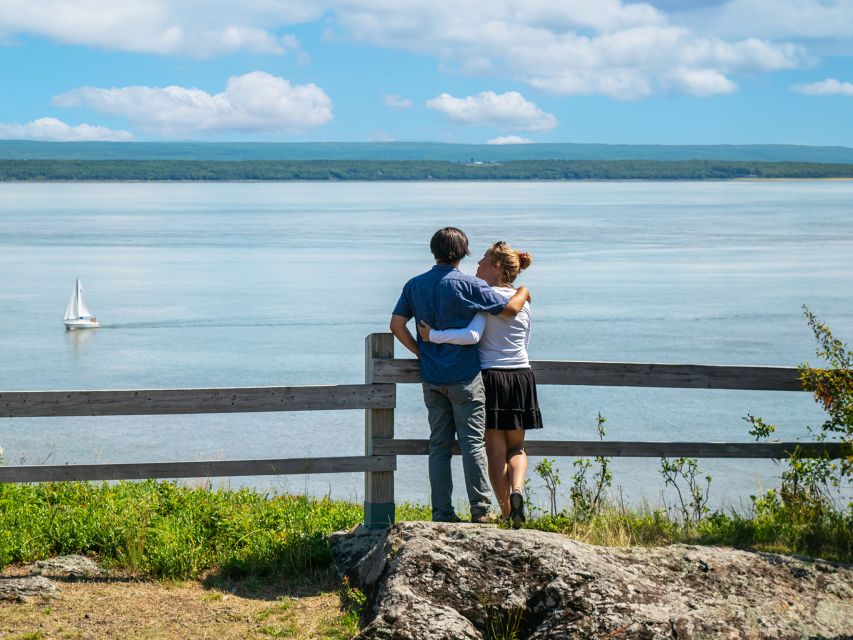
[485,430,510,517]
[506,430,528,494]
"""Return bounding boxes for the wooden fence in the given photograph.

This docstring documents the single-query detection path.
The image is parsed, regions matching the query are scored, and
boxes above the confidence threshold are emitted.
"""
[1,332,847,528]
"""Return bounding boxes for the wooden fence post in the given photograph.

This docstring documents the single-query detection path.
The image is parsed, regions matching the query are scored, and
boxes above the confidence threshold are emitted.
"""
[365,333,395,528]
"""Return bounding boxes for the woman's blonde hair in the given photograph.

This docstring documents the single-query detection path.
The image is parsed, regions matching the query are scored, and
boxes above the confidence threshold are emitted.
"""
[490,241,532,285]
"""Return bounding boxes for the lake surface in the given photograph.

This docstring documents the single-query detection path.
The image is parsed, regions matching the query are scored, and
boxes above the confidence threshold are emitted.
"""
[1,181,851,512]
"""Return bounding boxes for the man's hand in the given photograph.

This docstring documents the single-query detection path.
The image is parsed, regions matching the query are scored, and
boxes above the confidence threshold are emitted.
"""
[417,320,433,342]
[390,315,420,357]
[500,286,530,318]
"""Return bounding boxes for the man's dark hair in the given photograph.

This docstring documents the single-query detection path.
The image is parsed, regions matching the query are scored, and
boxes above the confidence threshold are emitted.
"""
[430,227,471,264]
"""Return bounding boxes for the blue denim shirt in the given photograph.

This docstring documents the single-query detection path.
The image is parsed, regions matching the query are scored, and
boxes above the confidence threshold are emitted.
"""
[392,264,508,385]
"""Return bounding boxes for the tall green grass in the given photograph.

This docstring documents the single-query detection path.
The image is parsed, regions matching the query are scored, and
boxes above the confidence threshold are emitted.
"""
[0,480,362,580]
[516,504,852,562]
[0,481,848,584]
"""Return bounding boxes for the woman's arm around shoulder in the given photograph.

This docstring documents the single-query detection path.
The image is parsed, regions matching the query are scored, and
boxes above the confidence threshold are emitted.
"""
[418,313,486,345]
[499,286,530,318]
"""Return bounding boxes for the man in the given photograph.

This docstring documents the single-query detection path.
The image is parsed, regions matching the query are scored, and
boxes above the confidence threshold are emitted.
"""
[390,227,530,523]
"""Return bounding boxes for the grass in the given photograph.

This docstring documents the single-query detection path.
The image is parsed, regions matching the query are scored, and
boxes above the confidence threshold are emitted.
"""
[0,574,356,640]
[0,480,363,580]
[255,598,298,637]
[1,479,848,639]
[1,480,849,584]
[515,502,852,562]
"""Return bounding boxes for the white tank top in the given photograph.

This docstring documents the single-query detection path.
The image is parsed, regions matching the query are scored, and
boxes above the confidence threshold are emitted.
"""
[478,286,531,369]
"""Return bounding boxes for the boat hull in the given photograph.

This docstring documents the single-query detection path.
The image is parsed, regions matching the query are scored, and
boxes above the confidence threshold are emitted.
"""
[64,319,100,330]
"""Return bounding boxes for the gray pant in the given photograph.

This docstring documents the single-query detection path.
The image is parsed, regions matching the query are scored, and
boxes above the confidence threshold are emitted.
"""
[422,372,492,521]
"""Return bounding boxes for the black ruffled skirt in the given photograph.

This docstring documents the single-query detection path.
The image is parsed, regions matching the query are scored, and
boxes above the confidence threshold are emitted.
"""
[482,367,543,430]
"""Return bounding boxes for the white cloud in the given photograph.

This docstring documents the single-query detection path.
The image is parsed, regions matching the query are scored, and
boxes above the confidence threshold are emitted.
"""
[279,33,311,65]
[54,72,333,136]
[383,94,413,109]
[508,0,667,32]
[514,26,781,99]
[0,1,817,98]
[332,2,806,99]
[792,78,853,97]
[665,68,737,96]
[0,117,134,141]
[685,0,853,40]
[0,0,321,57]
[527,72,655,101]
[487,135,533,144]
[427,91,557,132]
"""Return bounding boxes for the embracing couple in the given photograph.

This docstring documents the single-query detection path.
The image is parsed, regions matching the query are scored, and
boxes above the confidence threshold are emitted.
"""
[390,227,543,528]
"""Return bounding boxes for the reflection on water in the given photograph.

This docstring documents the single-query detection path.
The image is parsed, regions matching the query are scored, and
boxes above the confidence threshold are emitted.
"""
[66,326,97,355]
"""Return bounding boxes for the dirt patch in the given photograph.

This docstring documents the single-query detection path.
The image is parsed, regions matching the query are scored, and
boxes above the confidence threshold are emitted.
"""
[0,568,356,640]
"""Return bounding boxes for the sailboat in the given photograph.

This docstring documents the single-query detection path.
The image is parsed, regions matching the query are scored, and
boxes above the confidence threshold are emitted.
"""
[64,278,100,330]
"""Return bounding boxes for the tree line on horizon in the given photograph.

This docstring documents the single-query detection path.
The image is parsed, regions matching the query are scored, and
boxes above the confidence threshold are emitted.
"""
[2,159,853,181]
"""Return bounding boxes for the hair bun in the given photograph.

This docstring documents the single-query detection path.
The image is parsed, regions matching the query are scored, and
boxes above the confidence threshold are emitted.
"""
[517,250,532,270]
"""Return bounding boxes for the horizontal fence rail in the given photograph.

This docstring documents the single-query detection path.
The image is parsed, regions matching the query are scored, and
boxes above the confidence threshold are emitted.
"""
[374,439,849,459]
[370,359,807,391]
[3,332,848,534]
[0,455,396,484]
[0,383,395,417]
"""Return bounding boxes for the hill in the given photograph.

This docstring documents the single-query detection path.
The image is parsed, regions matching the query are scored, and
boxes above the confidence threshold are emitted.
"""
[2,158,853,181]
[2,141,853,163]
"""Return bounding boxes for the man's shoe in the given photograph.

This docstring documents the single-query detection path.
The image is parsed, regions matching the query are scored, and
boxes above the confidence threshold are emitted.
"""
[470,511,499,524]
[434,513,463,523]
[509,490,526,529]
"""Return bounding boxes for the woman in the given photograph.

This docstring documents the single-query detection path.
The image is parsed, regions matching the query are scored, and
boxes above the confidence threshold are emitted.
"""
[418,241,542,528]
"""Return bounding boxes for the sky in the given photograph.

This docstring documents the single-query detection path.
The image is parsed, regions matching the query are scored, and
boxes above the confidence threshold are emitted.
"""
[1,0,852,146]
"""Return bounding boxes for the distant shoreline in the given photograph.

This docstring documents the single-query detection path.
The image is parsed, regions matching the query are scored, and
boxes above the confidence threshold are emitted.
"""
[3,141,853,164]
[736,177,853,182]
[3,178,853,185]
[2,159,853,181]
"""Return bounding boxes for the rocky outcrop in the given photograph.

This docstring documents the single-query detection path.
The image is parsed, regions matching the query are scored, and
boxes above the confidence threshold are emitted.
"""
[33,555,103,579]
[0,575,60,602]
[330,522,853,640]
[0,555,103,602]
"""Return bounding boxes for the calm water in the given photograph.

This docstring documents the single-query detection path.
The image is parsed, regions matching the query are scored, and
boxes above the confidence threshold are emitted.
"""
[1,181,851,511]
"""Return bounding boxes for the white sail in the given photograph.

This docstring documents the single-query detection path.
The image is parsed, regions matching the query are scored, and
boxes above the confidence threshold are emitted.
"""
[75,279,93,318]
[64,289,78,321]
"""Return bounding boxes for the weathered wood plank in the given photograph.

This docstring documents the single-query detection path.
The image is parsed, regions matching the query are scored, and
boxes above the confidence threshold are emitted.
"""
[530,362,805,390]
[365,333,396,528]
[372,358,422,383]
[371,358,807,391]
[373,439,848,459]
[0,455,396,483]
[0,384,395,418]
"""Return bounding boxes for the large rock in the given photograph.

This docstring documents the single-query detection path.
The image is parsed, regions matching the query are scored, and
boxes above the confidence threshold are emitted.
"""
[33,555,103,578]
[0,555,104,603]
[0,576,60,602]
[331,522,853,640]
[329,526,386,579]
